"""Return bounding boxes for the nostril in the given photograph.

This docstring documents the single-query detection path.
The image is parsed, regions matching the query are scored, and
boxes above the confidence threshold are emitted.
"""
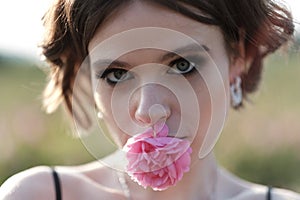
[134,106,151,125]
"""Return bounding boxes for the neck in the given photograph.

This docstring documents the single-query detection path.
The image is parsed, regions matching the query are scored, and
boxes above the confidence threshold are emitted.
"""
[126,152,219,200]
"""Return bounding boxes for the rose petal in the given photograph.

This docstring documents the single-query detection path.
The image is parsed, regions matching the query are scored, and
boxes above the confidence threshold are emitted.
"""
[123,124,192,190]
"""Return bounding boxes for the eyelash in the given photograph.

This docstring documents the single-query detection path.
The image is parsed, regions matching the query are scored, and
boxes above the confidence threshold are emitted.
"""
[96,68,129,85]
[168,57,197,75]
[96,56,201,85]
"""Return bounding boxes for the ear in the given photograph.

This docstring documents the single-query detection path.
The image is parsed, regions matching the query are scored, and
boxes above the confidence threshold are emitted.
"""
[229,29,246,84]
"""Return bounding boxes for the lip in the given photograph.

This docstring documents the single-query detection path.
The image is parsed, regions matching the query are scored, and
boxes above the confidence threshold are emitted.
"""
[167,135,187,139]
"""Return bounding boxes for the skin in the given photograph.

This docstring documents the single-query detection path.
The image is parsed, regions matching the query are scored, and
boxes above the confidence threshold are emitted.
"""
[89,1,230,153]
[1,1,300,200]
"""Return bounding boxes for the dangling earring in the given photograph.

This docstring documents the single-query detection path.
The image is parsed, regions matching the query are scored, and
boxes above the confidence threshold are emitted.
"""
[94,104,104,119]
[97,111,104,119]
[230,76,242,108]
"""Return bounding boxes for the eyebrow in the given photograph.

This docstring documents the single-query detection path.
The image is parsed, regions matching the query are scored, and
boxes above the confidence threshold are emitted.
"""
[91,44,209,69]
[91,59,130,69]
[160,44,210,61]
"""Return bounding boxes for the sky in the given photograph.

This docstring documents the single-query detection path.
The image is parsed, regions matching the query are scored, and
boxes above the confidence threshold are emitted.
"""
[0,0,299,60]
[0,0,53,58]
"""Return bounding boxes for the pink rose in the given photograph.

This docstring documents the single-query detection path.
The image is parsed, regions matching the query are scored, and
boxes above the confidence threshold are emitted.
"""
[123,124,192,191]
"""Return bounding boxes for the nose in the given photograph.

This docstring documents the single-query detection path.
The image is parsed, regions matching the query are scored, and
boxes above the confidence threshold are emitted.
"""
[132,84,171,127]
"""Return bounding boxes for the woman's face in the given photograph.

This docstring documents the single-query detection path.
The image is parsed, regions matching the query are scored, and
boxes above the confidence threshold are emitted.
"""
[88,1,238,154]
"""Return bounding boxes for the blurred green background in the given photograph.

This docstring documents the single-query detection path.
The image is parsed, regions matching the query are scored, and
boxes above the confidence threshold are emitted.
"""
[0,47,299,192]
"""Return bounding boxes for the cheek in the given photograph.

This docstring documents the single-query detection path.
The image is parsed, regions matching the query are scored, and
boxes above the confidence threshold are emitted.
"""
[94,89,128,147]
[188,74,211,143]
[188,59,229,154]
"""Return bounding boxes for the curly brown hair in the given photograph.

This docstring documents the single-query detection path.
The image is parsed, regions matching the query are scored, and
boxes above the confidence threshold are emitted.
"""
[41,0,294,129]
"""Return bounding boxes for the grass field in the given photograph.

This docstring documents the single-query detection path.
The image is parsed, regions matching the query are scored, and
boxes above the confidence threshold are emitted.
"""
[0,53,299,192]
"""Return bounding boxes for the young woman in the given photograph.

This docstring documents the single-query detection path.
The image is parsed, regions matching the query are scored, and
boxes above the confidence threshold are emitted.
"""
[1,0,299,199]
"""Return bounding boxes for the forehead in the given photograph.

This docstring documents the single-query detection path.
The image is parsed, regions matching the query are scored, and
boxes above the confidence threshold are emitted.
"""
[88,1,224,52]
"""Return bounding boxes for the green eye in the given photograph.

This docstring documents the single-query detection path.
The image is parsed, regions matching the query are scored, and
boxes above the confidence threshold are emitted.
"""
[109,69,127,80]
[168,58,196,74]
[99,68,132,85]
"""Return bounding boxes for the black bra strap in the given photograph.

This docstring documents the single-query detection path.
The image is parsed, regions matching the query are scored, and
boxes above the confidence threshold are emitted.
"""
[267,186,272,200]
[51,167,62,200]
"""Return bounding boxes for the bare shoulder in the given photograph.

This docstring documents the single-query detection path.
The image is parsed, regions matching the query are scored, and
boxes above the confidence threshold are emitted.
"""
[0,164,119,200]
[271,187,300,200]
[220,169,300,200]
[235,185,300,200]
[0,156,125,200]
[0,166,56,200]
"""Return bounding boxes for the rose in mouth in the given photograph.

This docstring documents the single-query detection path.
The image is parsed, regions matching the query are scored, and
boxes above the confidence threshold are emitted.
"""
[123,124,192,191]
